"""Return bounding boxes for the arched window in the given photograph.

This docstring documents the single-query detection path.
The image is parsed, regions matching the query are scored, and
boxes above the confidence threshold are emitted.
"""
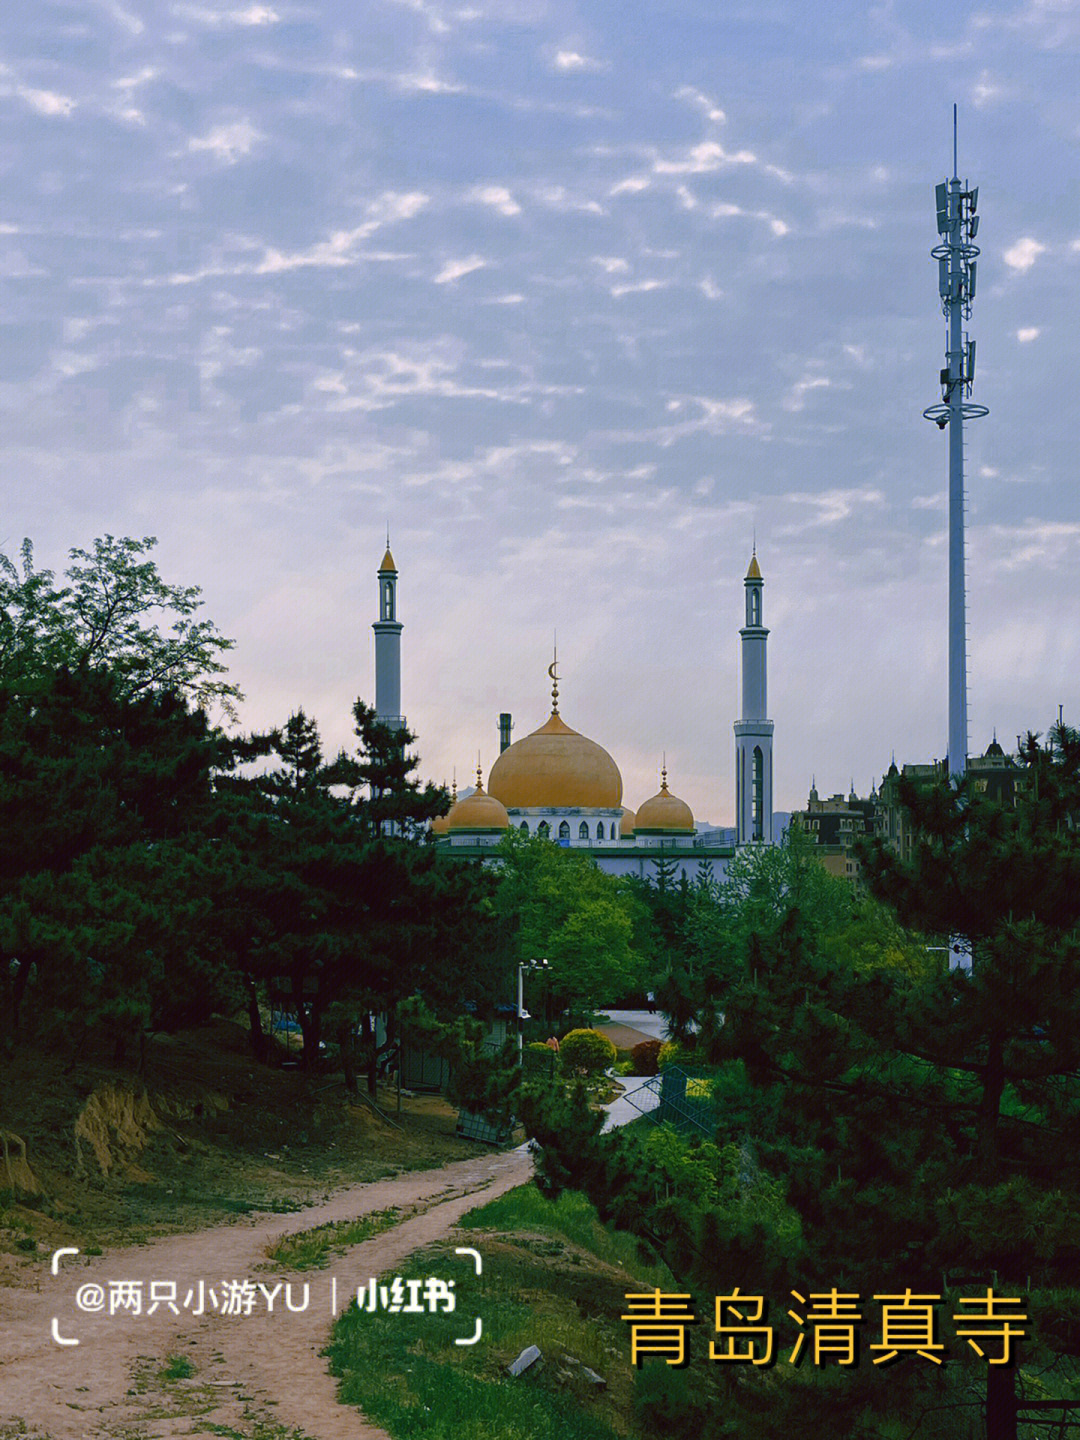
[578,822,589,840]
[558,820,571,839]
[749,588,760,625]
[537,820,550,839]
[519,821,529,834]
[596,822,605,839]
[752,746,764,841]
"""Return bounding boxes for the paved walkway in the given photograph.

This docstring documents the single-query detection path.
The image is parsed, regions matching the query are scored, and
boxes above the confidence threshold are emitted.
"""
[600,1075,660,1132]
[596,1008,671,1042]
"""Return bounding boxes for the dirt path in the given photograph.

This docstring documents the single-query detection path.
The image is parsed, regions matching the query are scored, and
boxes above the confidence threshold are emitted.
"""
[0,1145,532,1440]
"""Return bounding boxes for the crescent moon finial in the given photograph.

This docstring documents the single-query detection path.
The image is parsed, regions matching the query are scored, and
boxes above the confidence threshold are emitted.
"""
[548,641,560,714]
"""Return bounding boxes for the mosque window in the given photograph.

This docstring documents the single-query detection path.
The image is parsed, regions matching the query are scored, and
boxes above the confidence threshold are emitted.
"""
[382,581,394,621]
[559,821,571,839]
[519,821,529,834]
[752,746,764,841]
[749,588,760,625]
[579,822,589,840]
[537,821,550,839]
[596,822,605,839]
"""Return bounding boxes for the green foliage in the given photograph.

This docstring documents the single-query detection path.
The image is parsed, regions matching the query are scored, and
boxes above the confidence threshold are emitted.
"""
[657,1041,685,1070]
[159,1355,195,1382]
[266,1206,406,1270]
[493,831,640,1013]
[0,535,239,716]
[560,1028,616,1076]
[633,1363,711,1439]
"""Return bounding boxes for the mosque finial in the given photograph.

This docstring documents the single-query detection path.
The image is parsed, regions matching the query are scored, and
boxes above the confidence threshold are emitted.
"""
[661,753,668,791]
[548,638,560,715]
[451,768,457,802]
[476,753,483,791]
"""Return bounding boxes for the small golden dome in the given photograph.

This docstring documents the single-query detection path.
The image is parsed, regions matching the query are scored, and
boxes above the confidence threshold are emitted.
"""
[635,777,694,833]
[746,551,762,580]
[446,779,509,832]
[488,710,623,810]
[430,810,452,836]
[378,546,397,574]
[620,807,636,837]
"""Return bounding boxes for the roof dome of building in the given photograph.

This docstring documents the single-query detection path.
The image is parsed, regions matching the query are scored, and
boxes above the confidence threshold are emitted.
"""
[620,807,636,837]
[634,773,694,833]
[430,780,456,836]
[446,775,509,832]
[488,710,623,810]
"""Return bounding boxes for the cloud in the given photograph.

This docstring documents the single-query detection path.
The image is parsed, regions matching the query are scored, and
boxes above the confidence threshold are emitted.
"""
[972,70,1007,107]
[174,3,281,25]
[1003,237,1046,272]
[779,487,885,531]
[553,51,602,72]
[592,256,630,274]
[433,255,487,284]
[1017,326,1041,342]
[784,375,833,412]
[16,87,76,117]
[610,279,669,297]
[610,175,650,196]
[673,85,725,123]
[188,120,262,163]
[165,192,430,282]
[535,186,604,215]
[654,140,757,175]
[470,186,521,217]
[113,68,158,91]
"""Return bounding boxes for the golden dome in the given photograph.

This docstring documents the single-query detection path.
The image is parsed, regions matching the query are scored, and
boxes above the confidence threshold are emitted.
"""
[378,546,397,574]
[635,777,694,833]
[620,807,636,837]
[446,779,509,832]
[488,710,622,810]
[430,809,452,836]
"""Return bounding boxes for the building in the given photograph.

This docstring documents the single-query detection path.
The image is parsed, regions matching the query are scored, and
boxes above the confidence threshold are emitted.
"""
[791,782,877,886]
[793,738,1030,883]
[374,547,778,882]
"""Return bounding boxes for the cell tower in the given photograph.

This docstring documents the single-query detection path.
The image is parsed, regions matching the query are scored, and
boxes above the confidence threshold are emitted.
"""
[923,106,987,780]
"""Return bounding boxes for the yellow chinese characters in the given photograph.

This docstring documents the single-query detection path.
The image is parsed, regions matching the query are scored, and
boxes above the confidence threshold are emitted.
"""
[621,1289,696,1367]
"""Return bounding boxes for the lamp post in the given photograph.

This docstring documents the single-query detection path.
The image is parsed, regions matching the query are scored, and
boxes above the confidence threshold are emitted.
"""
[517,958,550,1063]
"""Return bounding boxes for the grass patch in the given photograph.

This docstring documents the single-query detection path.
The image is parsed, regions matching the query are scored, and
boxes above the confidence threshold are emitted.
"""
[459,1184,670,1287]
[328,1184,675,1439]
[267,1205,409,1270]
[160,1354,196,1382]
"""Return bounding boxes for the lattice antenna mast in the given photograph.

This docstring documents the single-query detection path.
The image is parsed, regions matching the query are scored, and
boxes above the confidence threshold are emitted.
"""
[923,105,987,780]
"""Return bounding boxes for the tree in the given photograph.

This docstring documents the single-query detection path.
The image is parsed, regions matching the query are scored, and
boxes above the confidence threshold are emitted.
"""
[492,830,639,1016]
[523,760,1080,1436]
[233,704,505,1091]
[0,535,240,716]
[0,664,249,1060]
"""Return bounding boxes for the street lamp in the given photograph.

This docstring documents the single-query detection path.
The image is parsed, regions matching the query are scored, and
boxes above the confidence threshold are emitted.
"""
[518,958,550,1062]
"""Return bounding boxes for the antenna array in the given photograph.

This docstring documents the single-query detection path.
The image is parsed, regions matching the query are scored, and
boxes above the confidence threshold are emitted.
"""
[922,107,987,779]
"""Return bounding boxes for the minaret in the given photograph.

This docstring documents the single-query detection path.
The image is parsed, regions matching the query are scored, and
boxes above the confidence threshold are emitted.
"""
[734,550,774,844]
[373,542,404,729]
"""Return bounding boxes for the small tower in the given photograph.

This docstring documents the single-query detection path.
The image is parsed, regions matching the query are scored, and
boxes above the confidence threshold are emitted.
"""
[734,550,774,844]
[373,542,404,729]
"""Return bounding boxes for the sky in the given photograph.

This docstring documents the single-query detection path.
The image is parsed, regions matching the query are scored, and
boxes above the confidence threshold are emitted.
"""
[3,0,1079,825]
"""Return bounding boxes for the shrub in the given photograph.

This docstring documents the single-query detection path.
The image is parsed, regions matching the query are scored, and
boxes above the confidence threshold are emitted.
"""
[559,1028,616,1076]
[633,1360,712,1437]
[631,1038,662,1075]
[658,1040,684,1070]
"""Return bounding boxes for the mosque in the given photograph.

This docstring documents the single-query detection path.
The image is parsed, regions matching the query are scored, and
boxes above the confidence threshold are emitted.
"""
[371,544,775,883]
